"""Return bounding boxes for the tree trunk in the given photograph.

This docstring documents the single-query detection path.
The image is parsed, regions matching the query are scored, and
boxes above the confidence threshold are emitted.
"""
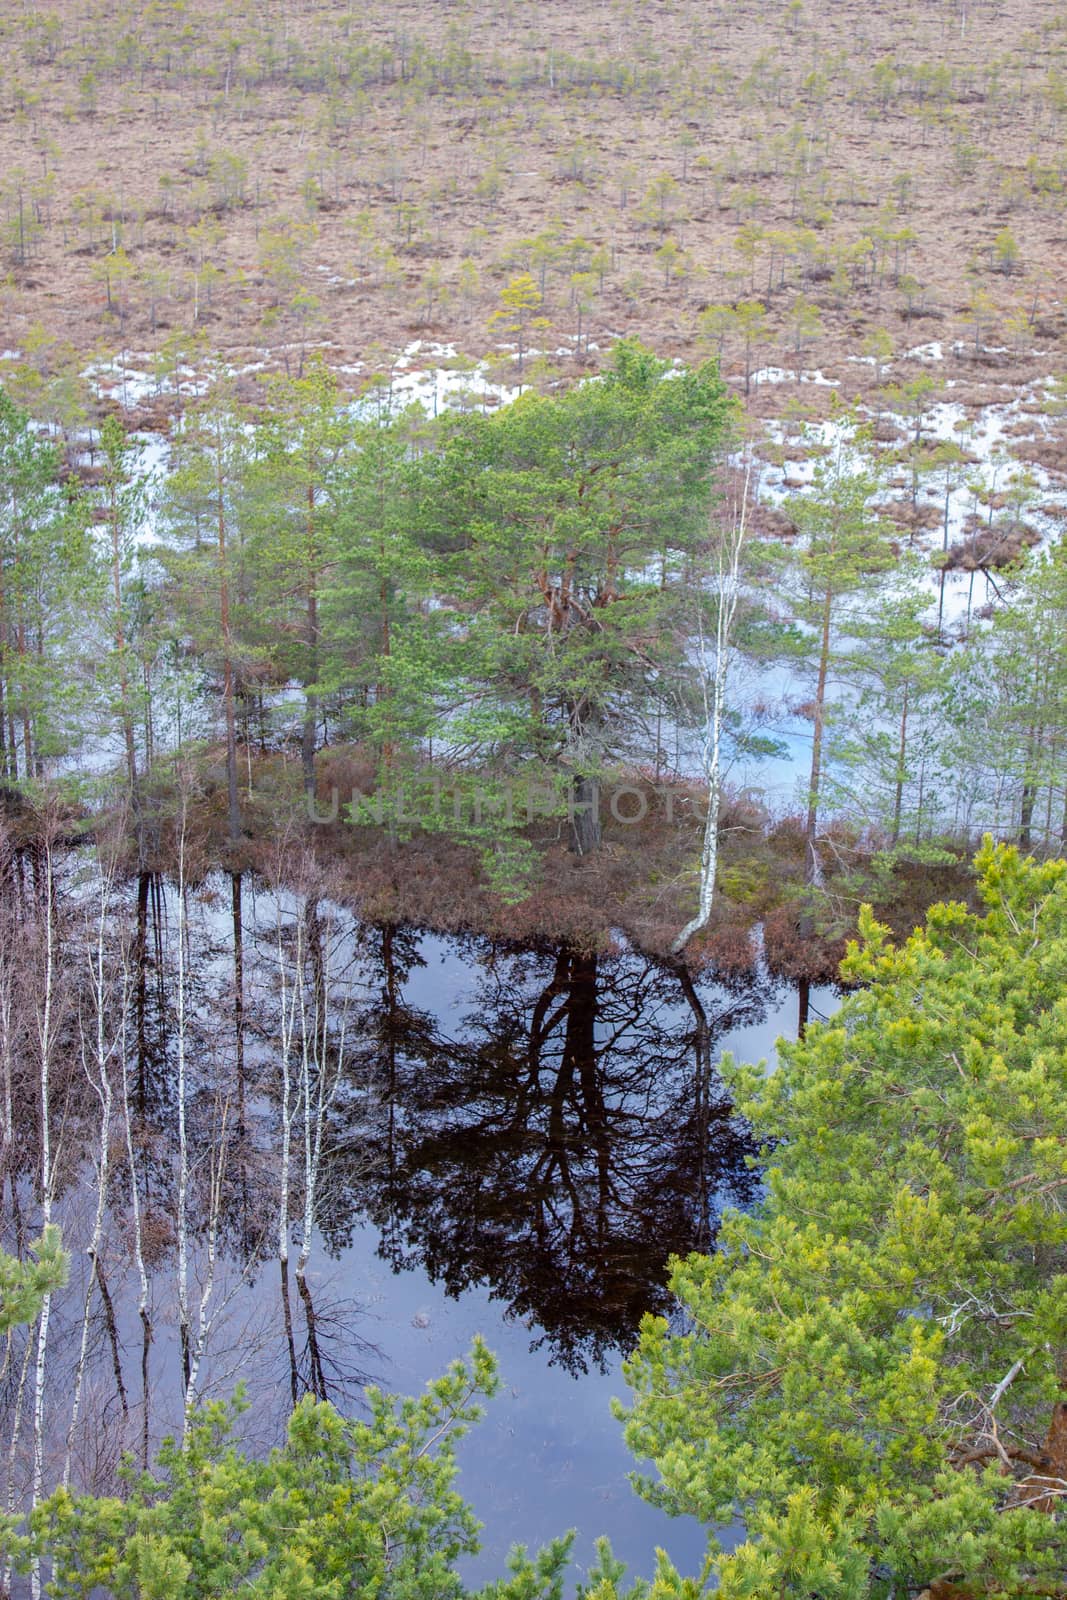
[302,484,320,797]
[891,680,910,846]
[797,976,811,1039]
[1019,729,1038,849]
[29,847,56,1600]
[232,870,245,1150]
[806,587,833,862]
[110,482,138,794]
[570,773,601,855]
[673,484,749,953]
[215,438,241,847]
[175,831,191,1396]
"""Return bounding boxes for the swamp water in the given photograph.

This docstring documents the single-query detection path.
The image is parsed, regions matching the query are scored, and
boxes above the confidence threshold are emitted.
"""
[338,927,834,1581]
[19,868,835,1586]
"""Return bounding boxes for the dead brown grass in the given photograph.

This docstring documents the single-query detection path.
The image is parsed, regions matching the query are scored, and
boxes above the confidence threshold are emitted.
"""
[0,0,1064,432]
[110,742,980,980]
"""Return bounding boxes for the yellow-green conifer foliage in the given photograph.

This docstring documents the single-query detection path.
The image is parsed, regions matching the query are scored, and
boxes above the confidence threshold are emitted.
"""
[620,840,1067,1597]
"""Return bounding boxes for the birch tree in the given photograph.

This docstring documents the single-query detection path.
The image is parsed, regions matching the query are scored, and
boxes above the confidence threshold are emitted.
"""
[63,855,130,1486]
[294,897,350,1401]
[174,804,191,1407]
[672,478,750,954]
[118,931,152,1469]
[271,869,303,1405]
[261,859,353,1403]
[29,839,58,1600]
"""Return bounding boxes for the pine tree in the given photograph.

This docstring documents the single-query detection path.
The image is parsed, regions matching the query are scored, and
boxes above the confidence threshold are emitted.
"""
[621,842,1067,1599]
[430,340,734,858]
[160,371,255,844]
[249,362,354,795]
[775,429,897,864]
[0,388,95,783]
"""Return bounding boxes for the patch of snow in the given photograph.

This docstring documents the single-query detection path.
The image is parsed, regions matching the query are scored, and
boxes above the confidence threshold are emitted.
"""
[402,341,460,362]
[751,379,1063,641]
[903,341,944,362]
[747,366,839,387]
[386,359,523,416]
[83,356,205,405]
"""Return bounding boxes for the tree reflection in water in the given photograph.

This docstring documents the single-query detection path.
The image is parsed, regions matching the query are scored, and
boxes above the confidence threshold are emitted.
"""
[348,931,770,1374]
[0,867,783,1570]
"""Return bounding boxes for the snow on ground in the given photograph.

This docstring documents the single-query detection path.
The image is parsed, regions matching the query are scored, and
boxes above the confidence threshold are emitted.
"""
[384,356,522,415]
[83,340,530,422]
[83,353,205,406]
[753,375,1063,624]
[65,345,1064,802]
[903,341,945,362]
[747,366,839,387]
[75,348,1067,619]
[725,373,1066,804]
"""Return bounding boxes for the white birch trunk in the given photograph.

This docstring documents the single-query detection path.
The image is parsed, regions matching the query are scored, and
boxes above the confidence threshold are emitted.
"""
[182,1096,230,1431]
[119,945,152,1467]
[30,846,56,1600]
[64,873,119,1484]
[276,897,302,1276]
[276,894,299,1400]
[0,955,13,1234]
[175,816,191,1403]
[672,478,750,955]
[296,905,348,1283]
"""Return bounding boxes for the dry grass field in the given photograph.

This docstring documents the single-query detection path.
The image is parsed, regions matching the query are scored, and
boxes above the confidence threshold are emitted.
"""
[0,0,1064,400]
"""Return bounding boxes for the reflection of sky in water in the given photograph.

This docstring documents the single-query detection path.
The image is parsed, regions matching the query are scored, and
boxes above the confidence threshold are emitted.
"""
[398,929,836,1069]
[329,930,837,1584]
[337,1224,728,1587]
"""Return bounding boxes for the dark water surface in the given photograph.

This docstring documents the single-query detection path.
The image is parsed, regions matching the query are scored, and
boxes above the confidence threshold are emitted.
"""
[307,927,837,1583]
[16,867,837,1591]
